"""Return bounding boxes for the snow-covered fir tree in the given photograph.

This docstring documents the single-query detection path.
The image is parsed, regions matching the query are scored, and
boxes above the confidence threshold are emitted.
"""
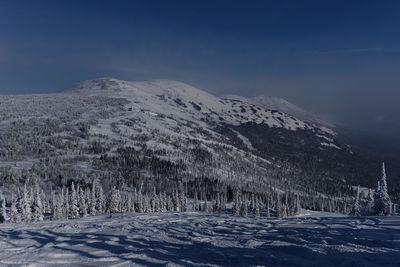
[10,197,19,223]
[21,184,32,222]
[366,189,374,215]
[96,183,105,214]
[351,185,361,217]
[240,196,248,217]
[0,196,9,223]
[70,182,79,219]
[79,187,87,217]
[374,163,392,215]
[90,183,96,215]
[107,187,121,213]
[233,189,240,215]
[32,187,44,221]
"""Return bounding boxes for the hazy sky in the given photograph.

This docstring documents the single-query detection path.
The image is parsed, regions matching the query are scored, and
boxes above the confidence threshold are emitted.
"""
[0,0,399,135]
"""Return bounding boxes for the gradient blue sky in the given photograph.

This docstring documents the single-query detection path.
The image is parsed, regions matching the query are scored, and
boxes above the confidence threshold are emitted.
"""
[0,0,399,135]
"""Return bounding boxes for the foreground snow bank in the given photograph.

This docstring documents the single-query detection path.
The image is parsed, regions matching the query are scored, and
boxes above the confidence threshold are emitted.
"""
[0,212,399,266]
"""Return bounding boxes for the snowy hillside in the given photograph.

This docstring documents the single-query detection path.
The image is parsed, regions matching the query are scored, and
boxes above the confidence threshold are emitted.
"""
[65,78,326,132]
[0,77,391,216]
[249,94,334,127]
[0,212,399,266]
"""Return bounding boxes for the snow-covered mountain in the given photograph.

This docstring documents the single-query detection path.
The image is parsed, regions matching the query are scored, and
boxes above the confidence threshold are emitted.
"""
[65,78,328,132]
[0,77,389,207]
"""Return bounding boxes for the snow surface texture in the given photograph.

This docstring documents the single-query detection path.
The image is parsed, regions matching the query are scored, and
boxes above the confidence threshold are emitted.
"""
[0,212,399,266]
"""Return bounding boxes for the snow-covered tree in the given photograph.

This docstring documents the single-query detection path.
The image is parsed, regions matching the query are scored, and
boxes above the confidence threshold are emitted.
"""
[70,182,79,219]
[64,187,70,219]
[254,197,260,218]
[266,198,270,218]
[0,196,9,223]
[295,194,301,215]
[96,185,105,214]
[107,187,121,213]
[32,188,44,221]
[90,184,96,215]
[21,184,32,222]
[10,197,19,223]
[79,187,87,217]
[374,163,392,215]
[233,190,240,215]
[365,189,374,215]
[193,191,199,211]
[350,185,361,217]
[240,196,248,217]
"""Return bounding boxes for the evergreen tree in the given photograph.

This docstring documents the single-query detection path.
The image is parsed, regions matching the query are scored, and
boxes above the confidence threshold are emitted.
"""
[295,194,301,215]
[64,187,70,219]
[240,196,248,217]
[374,163,392,215]
[79,187,87,217]
[0,196,9,223]
[55,193,64,220]
[254,197,260,218]
[10,197,19,223]
[366,189,374,215]
[204,199,209,212]
[70,182,79,219]
[167,196,173,212]
[107,187,121,213]
[22,184,32,222]
[126,195,133,212]
[193,191,199,211]
[351,185,361,217]
[90,184,96,215]
[32,188,44,221]
[97,185,105,214]
[51,190,57,218]
[233,190,240,215]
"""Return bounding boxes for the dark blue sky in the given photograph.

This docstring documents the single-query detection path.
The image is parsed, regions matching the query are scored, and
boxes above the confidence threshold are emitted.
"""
[0,0,399,135]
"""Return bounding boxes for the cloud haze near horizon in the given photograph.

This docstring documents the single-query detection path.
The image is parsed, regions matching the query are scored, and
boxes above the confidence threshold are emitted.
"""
[0,0,399,136]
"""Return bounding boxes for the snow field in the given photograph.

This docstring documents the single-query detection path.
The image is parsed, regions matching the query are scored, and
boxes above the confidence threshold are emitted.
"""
[0,212,399,266]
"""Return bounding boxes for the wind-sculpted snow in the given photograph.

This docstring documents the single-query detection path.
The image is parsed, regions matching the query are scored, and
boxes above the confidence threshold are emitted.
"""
[0,212,399,266]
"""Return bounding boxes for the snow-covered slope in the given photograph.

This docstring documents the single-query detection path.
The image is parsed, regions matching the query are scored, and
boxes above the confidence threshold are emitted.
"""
[0,212,398,266]
[65,78,331,132]
[245,94,334,127]
[0,77,367,206]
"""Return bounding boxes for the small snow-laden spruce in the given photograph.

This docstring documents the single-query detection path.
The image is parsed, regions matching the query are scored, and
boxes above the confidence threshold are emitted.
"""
[374,162,393,215]
[79,187,88,217]
[96,183,105,214]
[365,188,374,215]
[70,182,79,219]
[0,196,9,223]
[350,185,361,217]
[32,186,44,221]
[254,196,260,218]
[90,183,96,215]
[64,187,69,219]
[107,187,121,213]
[51,191,57,218]
[240,195,248,217]
[10,196,19,223]
[266,198,270,217]
[193,191,199,211]
[295,194,301,215]
[232,189,241,215]
[21,184,32,222]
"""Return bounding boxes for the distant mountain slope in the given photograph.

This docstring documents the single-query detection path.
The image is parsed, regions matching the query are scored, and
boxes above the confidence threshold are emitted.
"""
[0,77,396,209]
[247,94,333,127]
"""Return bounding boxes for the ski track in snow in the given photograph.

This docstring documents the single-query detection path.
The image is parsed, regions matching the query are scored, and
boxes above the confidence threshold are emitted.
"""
[0,213,399,266]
